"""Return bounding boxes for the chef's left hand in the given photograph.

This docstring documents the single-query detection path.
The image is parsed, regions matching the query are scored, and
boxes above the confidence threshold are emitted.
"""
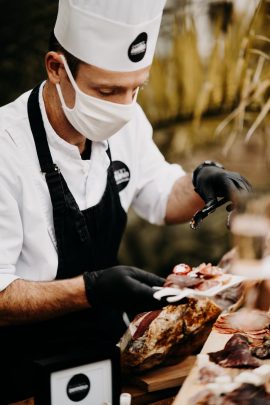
[192,161,252,206]
[83,266,165,313]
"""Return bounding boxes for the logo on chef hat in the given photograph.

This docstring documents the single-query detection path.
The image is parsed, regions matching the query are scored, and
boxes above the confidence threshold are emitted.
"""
[128,33,148,63]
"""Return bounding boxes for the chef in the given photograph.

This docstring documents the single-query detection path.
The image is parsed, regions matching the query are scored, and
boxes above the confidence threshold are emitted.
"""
[0,0,250,403]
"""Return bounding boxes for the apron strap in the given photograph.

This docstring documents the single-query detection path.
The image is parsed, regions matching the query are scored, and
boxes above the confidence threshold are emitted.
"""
[27,84,57,173]
[106,142,112,161]
[27,84,88,243]
[28,84,68,220]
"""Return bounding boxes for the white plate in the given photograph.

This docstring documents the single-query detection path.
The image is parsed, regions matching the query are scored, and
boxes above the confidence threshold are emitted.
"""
[153,275,245,303]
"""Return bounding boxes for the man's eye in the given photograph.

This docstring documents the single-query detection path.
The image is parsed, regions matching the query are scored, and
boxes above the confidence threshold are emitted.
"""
[99,89,114,96]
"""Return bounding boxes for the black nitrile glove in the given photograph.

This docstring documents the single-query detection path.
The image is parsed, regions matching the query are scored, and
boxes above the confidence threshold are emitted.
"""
[193,161,252,207]
[83,266,165,313]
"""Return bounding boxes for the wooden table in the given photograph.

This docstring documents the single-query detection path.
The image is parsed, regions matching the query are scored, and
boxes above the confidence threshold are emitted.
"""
[173,327,270,404]
[124,356,195,404]
[172,332,233,404]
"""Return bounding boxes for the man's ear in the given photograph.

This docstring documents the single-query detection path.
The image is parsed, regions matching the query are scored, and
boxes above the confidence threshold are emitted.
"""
[45,52,64,84]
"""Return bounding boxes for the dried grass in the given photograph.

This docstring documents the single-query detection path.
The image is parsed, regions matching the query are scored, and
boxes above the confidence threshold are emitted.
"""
[213,0,270,153]
[139,0,268,153]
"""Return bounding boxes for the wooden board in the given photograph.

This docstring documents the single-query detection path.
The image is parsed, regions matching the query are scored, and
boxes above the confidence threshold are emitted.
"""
[128,356,196,392]
[172,330,270,405]
[122,385,179,405]
[172,332,232,405]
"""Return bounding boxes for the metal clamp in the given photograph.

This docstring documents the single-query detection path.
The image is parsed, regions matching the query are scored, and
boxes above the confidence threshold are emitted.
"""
[190,197,230,230]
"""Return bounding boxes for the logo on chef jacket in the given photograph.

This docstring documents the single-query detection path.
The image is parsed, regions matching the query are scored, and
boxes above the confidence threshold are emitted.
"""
[66,373,90,402]
[128,32,148,62]
[112,161,130,192]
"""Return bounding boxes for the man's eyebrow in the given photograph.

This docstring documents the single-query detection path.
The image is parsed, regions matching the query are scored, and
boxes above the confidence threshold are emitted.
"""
[91,76,150,89]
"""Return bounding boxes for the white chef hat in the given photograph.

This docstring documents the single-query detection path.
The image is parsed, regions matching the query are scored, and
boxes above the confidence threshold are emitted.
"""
[54,0,166,72]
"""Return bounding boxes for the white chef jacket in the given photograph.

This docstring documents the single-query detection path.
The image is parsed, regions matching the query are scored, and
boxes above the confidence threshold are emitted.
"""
[0,82,185,291]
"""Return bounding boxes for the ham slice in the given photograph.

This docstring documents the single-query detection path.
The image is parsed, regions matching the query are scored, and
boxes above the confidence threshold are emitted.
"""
[198,363,226,384]
[208,334,260,368]
[196,263,224,278]
[165,262,244,311]
[222,383,270,404]
[214,310,270,332]
[214,310,270,345]
[251,337,270,359]
[195,280,220,291]
[164,274,203,289]
[189,383,270,404]
[164,263,222,291]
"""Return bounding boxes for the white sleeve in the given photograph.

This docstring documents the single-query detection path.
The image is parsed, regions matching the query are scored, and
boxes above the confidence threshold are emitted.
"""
[132,107,185,225]
[0,178,23,291]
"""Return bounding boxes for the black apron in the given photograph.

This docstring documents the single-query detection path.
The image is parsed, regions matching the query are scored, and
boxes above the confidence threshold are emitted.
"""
[0,84,127,403]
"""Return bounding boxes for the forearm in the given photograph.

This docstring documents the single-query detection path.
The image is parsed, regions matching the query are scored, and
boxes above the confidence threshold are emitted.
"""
[165,174,204,224]
[0,276,89,326]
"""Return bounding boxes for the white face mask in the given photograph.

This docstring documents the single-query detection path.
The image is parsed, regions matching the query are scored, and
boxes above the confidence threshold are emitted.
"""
[56,55,139,142]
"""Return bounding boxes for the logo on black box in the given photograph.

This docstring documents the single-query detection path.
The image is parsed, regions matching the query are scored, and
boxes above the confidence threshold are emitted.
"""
[66,373,90,402]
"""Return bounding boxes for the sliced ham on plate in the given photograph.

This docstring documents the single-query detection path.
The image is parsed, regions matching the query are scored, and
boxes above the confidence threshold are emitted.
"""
[214,310,270,346]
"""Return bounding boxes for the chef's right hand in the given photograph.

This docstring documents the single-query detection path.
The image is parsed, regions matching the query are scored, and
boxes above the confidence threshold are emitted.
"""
[83,266,165,313]
[193,161,251,206]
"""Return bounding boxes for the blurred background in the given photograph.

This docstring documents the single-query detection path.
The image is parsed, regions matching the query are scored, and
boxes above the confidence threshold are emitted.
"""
[1,0,270,277]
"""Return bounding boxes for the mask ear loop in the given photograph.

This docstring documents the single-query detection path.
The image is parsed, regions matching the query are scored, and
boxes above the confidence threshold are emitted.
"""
[59,54,79,91]
[55,54,78,111]
[133,87,139,104]
[55,82,69,109]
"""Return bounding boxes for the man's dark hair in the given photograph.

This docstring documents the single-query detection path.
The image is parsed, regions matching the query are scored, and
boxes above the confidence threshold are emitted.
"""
[48,31,81,77]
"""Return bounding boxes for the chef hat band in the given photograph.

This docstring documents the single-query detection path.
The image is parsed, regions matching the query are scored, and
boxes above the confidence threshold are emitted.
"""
[54,0,166,72]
